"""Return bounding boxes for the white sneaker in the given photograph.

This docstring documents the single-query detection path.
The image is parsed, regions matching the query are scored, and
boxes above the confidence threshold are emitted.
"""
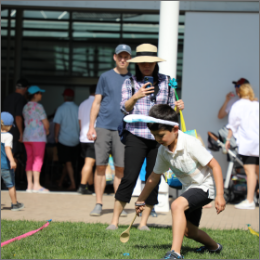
[235,199,255,210]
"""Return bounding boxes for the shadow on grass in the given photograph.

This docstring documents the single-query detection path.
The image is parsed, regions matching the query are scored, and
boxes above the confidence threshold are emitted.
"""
[134,244,195,253]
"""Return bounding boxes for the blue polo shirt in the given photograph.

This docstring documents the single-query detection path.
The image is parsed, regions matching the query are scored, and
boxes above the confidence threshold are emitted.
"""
[53,102,80,147]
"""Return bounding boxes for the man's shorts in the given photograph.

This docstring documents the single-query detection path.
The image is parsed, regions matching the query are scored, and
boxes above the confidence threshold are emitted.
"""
[181,188,212,227]
[57,142,79,164]
[1,169,15,188]
[239,155,259,165]
[94,127,124,167]
[80,142,95,160]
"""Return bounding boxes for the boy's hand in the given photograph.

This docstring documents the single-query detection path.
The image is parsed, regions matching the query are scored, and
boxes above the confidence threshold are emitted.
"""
[10,160,17,170]
[135,201,145,216]
[215,194,226,214]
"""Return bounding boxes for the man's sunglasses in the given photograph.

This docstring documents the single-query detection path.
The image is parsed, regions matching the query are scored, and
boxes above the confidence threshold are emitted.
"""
[235,84,240,88]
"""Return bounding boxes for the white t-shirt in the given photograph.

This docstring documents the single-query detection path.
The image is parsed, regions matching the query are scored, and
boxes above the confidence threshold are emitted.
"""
[1,132,13,148]
[226,98,259,156]
[225,96,239,114]
[153,131,215,199]
[78,96,95,143]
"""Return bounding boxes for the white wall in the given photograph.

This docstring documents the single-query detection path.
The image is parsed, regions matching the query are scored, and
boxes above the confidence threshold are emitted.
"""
[182,12,259,177]
[40,86,90,116]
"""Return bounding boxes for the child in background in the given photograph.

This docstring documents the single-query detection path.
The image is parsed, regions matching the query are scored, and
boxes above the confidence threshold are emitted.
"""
[135,104,226,259]
[1,112,24,211]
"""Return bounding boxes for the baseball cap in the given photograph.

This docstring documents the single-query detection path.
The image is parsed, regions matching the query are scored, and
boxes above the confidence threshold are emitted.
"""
[1,112,14,126]
[62,88,74,97]
[232,78,249,86]
[27,85,46,94]
[16,77,29,88]
[115,44,131,55]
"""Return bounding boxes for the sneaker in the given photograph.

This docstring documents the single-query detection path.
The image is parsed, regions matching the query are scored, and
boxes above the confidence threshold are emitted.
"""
[194,243,223,253]
[235,199,255,210]
[150,208,157,217]
[77,186,93,195]
[90,204,102,216]
[120,210,128,217]
[11,202,24,211]
[162,250,184,259]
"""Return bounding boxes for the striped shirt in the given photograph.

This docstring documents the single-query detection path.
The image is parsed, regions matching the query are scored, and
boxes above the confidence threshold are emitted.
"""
[120,73,176,140]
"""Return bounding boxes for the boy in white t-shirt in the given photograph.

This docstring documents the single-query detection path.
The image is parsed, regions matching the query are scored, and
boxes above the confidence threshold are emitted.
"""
[135,104,226,259]
[1,112,24,211]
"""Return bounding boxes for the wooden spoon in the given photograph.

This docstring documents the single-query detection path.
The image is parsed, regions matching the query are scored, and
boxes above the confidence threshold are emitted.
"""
[120,214,137,243]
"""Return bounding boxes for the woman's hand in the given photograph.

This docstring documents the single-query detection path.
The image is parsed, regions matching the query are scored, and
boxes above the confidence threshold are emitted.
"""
[225,140,230,151]
[174,99,184,112]
[133,82,154,101]
[215,194,226,214]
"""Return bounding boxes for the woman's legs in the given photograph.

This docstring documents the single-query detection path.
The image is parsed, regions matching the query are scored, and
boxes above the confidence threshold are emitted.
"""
[139,141,160,228]
[243,164,257,203]
[111,133,147,227]
[31,142,48,191]
[24,142,34,190]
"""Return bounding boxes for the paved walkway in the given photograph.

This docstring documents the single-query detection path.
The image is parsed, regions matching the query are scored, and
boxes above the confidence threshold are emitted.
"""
[1,191,259,231]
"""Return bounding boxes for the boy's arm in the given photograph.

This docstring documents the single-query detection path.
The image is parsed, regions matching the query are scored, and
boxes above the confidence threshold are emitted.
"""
[5,146,17,169]
[135,172,162,214]
[54,123,60,143]
[207,158,226,214]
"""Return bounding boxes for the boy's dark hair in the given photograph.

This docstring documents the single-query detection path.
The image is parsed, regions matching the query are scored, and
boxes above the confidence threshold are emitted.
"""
[89,85,96,95]
[147,104,178,132]
[135,63,159,83]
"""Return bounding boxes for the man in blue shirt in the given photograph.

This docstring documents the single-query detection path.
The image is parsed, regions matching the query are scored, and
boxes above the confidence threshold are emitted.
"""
[87,44,132,216]
[54,88,80,191]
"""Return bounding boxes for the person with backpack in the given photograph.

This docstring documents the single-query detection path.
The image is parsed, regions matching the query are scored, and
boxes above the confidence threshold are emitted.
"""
[106,43,185,230]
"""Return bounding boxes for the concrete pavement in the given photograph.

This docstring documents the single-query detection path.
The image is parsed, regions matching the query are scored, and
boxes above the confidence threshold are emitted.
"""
[1,191,259,231]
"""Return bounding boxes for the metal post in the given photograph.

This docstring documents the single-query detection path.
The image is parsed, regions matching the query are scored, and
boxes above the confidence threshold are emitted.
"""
[14,9,23,88]
[5,9,11,95]
[69,11,72,75]
[158,1,180,78]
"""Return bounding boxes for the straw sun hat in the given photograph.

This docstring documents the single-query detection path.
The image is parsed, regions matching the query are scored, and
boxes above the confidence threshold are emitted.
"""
[127,44,165,63]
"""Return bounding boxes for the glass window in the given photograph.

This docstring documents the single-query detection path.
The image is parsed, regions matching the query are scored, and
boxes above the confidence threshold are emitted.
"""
[123,14,159,23]
[23,20,69,30]
[23,10,69,20]
[72,12,121,22]
[1,19,16,28]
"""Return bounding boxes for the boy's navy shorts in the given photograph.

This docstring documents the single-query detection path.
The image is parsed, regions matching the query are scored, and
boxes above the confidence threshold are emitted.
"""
[1,169,15,188]
[181,188,212,227]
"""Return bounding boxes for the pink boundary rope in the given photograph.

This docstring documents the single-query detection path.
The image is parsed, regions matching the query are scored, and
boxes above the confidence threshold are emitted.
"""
[1,220,51,247]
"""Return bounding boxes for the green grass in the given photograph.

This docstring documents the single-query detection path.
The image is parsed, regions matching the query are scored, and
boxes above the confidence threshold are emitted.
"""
[1,220,259,259]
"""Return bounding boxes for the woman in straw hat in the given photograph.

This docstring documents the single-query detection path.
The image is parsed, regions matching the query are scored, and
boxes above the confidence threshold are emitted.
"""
[225,83,259,210]
[107,44,185,230]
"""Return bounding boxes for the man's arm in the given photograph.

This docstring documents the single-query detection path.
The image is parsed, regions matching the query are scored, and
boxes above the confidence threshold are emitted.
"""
[207,158,226,214]
[54,123,61,143]
[15,115,23,142]
[87,94,102,141]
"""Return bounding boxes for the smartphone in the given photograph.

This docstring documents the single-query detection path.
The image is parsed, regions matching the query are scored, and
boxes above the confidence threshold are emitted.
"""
[144,76,153,88]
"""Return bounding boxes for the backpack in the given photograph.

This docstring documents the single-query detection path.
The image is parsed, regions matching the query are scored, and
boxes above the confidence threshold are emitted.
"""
[118,75,171,144]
